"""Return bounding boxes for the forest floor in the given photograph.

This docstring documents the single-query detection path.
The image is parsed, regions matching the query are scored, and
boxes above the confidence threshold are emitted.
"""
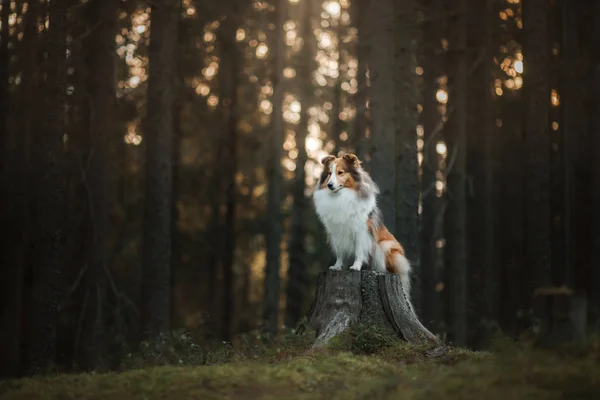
[1,332,600,400]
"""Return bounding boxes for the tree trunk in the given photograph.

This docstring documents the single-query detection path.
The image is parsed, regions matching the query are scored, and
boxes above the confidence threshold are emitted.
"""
[141,0,178,338]
[443,0,468,347]
[394,0,420,311]
[24,0,69,374]
[591,1,600,324]
[366,0,395,230]
[170,2,184,330]
[0,0,18,379]
[285,0,312,329]
[465,0,496,346]
[351,0,367,161]
[522,0,551,292]
[0,0,8,178]
[78,0,119,370]
[218,10,241,341]
[307,271,444,354]
[419,0,444,332]
[263,0,286,335]
[1,0,40,378]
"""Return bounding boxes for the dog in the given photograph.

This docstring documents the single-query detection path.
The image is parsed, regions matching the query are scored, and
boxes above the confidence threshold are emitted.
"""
[312,153,412,296]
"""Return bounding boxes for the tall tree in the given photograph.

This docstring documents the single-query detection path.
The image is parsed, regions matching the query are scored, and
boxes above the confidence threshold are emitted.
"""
[444,0,468,346]
[591,0,600,320]
[1,0,41,378]
[522,0,551,292]
[24,0,69,373]
[263,0,286,335]
[218,4,242,341]
[419,0,444,330]
[466,0,496,345]
[351,0,367,161]
[285,0,313,328]
[366,0,396,230]
[394,0,420,309]
[141,0,178,338]
[0,0,8,177]
[78,0,119,369]
[0,0,16,378]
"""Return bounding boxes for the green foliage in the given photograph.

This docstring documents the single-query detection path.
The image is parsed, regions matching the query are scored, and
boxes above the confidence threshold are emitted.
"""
[117,328,317,370]
[119,329,210,369]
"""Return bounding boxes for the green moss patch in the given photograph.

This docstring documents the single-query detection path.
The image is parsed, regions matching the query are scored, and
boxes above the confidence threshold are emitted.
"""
[2,335,599,400]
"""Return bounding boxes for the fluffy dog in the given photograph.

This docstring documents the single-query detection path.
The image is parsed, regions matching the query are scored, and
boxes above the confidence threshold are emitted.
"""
[312,153,412,296]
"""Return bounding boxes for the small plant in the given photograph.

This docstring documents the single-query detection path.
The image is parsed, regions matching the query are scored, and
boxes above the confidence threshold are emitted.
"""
[119,329,209,369]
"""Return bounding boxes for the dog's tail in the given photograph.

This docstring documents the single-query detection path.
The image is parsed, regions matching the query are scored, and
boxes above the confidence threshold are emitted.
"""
[378,239,412,299]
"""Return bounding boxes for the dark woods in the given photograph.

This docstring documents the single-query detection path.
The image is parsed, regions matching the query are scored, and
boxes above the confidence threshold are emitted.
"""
[0,0,599,378]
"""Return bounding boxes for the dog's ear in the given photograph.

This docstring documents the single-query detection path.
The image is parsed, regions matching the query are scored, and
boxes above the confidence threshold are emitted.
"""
[321,155,335,167]
[343,153,361,168]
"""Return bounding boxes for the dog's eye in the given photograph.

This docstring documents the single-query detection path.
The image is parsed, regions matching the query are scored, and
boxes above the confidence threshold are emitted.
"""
[337,170,344,175]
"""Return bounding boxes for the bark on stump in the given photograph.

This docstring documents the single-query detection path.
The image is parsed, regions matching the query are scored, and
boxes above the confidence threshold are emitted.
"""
[307,270,446,356]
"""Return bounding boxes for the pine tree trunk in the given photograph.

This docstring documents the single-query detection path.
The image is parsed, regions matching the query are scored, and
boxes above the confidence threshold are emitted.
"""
[24,0,69,374]
[141,0,178,338]
[522,0,551,293]
[78,0,119,369]
[591,1,600,324]
[443,0,468,347]
[218,10,241,341]
[366,0,396,230]
[465,0,496,346]
[394,0,420,311]
[351,0,367,161]
[0,0,8,177]
[0,0,19,378]
[285,0,312,329]
[419,0,444,332]
[1,0,40,378]
[263,0,286,335]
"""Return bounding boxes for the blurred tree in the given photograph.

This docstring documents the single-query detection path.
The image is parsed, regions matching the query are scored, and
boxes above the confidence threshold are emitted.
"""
[285,0,313,329]
[78,0,120,369]
[444,0,468,347]
[419,0,444,332]
[366,0,396,231]
[142,0,179,338]
[394,0,421,310]
[263,0,286,335]
[466,0,497,346]
[24,0,69,374]
[0,0,8,178]
[218,1,245,341]
[591,0,600,322]
[522,0,551,293]
[351,0,368,162]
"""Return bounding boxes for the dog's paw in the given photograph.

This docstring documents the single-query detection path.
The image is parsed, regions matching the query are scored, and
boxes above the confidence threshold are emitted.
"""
[349,264,362,271]
[329,265,342,271]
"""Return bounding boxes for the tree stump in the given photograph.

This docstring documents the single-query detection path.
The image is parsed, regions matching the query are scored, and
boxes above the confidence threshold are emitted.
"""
[307,270,446,356]
[532,286,587,345]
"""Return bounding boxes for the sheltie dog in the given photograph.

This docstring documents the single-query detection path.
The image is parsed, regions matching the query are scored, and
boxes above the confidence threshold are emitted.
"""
[312,153,412,296]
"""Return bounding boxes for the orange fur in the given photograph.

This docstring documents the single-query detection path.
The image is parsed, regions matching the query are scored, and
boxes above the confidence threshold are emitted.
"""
[367,218,406,274]
[319,154,360,190]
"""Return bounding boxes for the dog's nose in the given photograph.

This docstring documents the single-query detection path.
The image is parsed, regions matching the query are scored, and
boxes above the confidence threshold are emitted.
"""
[327,182,334,189]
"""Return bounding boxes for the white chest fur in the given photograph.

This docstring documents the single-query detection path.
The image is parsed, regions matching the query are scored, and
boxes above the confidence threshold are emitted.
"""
[313,188,376,269]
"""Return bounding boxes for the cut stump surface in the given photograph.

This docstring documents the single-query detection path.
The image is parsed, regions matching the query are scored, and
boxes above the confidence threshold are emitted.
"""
[307,270,446,356]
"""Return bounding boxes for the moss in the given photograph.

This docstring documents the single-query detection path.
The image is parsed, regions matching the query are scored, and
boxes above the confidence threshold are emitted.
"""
[3,334,599,400]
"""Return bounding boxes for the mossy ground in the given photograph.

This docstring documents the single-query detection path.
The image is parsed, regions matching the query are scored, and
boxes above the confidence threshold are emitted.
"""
[2,332,599,400]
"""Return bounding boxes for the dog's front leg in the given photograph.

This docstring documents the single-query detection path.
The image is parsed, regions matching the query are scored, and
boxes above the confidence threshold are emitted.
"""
[349,230,371,271]
[329,258,344,271]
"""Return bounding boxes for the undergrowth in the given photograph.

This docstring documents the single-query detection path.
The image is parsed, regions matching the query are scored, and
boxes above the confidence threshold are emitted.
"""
[1,330,599,400]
